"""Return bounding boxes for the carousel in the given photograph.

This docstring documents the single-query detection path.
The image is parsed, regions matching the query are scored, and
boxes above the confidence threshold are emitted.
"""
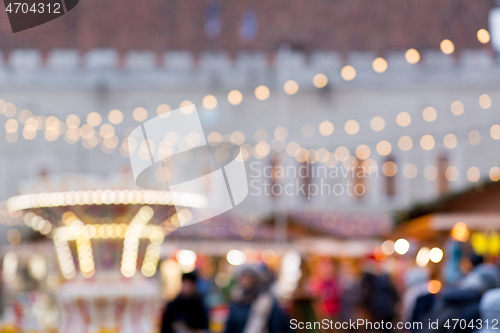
[3,173,201,333]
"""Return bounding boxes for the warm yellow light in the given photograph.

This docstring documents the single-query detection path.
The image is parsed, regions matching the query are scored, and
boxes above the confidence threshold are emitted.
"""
[450,101,464,116]
[429,247,443,263]
[228,90,243,105]
[132,107,148,122]
[428,280,441,294]
[479,94,492,109]
[382,161,398,177]
[87,112,102,127]
[344,120,360,135]
[370,116,385,131]
[207,132,222,146]
[396,112,411,127]
[99,124,115,139]
[108,109,123,124]
[313,73,328,88]
[301,124,315,138]
[477,29,491,44]
[445,166,459,182]
[451,222,469,242]
[66,114,81,129]
[254,128,268,141]
[490,124,500,140]
[156,104,171,117]
[319,121,334,136]
[490,166,500,182]
[422,107,437,122]
[340,65,356,81]
[274,126,288,141]
[334,146,350,162]
[394,238,409,255]
[376,140,392,156]
[372,57,388,73]
[468,130,481,145]
[398,136,413,151]
[255,85,270,100]
[179,100,194,109]
[381,240,395,255]
[443,134,457,149]
[424,165,438,180]
[420,135,435,150]
[405,48,420,64]
[202,94,218,110]
[403,163,418,179]
[440,39,455,55]
[283,80,299,95]
[467,167,480,182]
[5,119,18,133]
[355,145,371,160]
[416,247,430,267]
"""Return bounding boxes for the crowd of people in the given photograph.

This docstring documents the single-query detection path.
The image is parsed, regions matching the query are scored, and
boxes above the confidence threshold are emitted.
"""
[159,254,500,333]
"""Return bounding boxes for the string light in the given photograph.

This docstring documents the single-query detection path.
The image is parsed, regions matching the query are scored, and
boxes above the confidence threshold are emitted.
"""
[420,134,435,150]
[283,80,299,95]
[228,90,243,105]
[108,109,123,124]
[376,140,392,156]
[382,161,397,177]
[467,167,480,182]
[372,57,388,73]
[445,166,459,182]
[468,130,481,145]
[318,121,334,136]
[479,94,492,109]
[202,94,218,110]
[87,112,102,127]
[121,206,154,278]
[403,163,418,179]
[443,133,457,149]
[405,49,420,64]
[313,73,328,88]
[396,112,411,127]
[440,39,455,55]
[422,107,437,122]
[344,120,359,135]
[132,107,148,121]
[370,116,385,131]
[7,189,206,211]
[424,165,438,180]
[156,104,171,117]
[355,144,371,160]
[490,167,500,181]
[398,136,413,151]
[340,65,356,81]
[450,101,464,115]
[477,29,490,44]
[255,85,270,100]
[301,124,315,138]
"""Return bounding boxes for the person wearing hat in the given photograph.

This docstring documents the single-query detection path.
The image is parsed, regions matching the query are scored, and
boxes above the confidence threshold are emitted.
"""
[161,272,209,333]
[224,265,290,333]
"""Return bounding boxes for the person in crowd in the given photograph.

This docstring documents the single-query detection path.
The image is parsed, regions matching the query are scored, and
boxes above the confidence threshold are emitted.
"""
[478,288,500,333]
[423,263,500,333]
[309,259,341,322]
[401,267,431,323]
[339,264,360,333]
[360,259,398,333]
[161,272,209,333]
[224,265,291,333]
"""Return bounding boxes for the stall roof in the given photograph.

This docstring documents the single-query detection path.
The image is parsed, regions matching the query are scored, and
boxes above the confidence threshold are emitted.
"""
[396,181,500,225]
[394,181,500,240]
